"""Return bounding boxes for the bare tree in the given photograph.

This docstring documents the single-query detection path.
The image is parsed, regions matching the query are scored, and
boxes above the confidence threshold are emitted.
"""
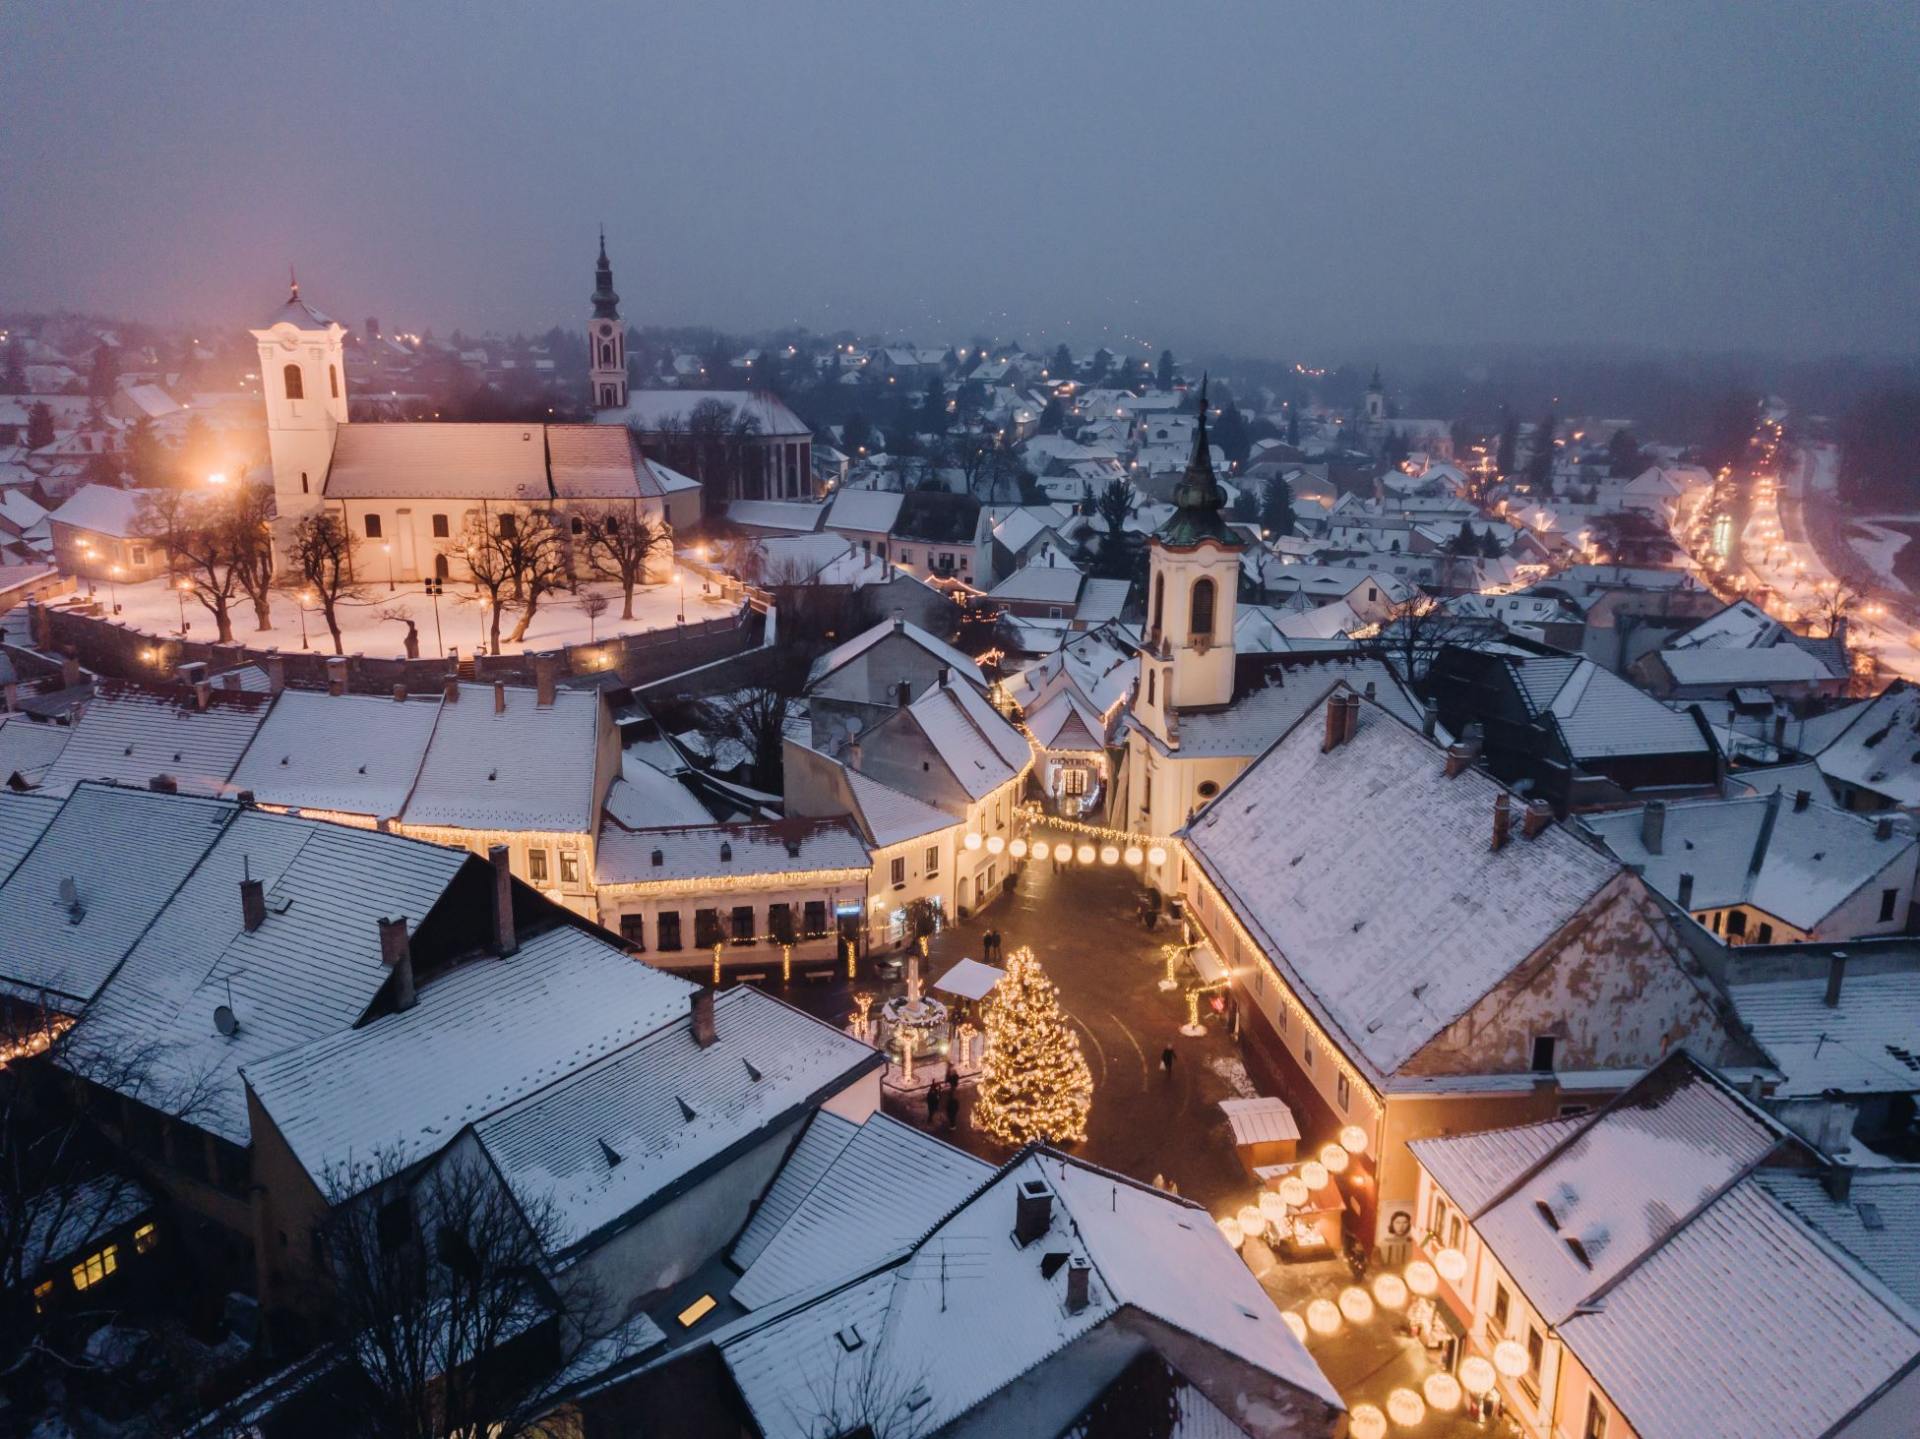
[574,590,609,643]
[796,1343,934,1439]
[318,1149,595,1439]
[576,504,670,620]
[379,605,421,659]
[286,511,365,655]
[1358,592,1494,685]
[226,481,277,633]
[501,510,573,645]
[459,513,517,656]
[1810,580,1859,639]
[136,488,258,643]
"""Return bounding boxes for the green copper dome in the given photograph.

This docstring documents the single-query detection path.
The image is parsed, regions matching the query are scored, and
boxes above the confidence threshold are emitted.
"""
[1158,376,1242,549]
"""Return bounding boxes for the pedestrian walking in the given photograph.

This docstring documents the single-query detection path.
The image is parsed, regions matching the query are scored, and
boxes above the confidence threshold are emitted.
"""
[943,1080,959,1130]
[1161,1044,1176,1078]
[924,1078,940,1125]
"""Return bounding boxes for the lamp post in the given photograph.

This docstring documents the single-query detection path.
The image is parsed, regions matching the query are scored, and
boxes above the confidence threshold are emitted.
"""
[106,564,121,614]
[423,576,445,656]
[382,541,395,592]
[175,577,192,635]
[298,589,314,650]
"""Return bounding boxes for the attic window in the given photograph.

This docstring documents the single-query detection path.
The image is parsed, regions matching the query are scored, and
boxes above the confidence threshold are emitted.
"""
[651,848,664,866]
[834,1323,864,1352]
[719,842,732,862]
[1859,1202,1885,1230]
[677,1294,717,1328]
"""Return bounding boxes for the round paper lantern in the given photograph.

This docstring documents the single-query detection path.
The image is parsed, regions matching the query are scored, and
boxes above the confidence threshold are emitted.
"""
[1236,1204,1266,1240]
[1337,1286,1374,1324]
[1099,844,1120,865]
[1422,1372,1463,1412]
[1031,840,1051,861]
[1216,1216,1244,1250]
[1258,1191,1288,1227]
[1009,838,1029,859]
[1277,1176,1310,1208]
[1404,1260,1439,1297]
[963,832,983,851]
[1147,845,1168,867]
[1318,1142,1350,1174]
[1338,1123,1369,1155]
[1305,1298,1341,1335]
[1459,1355,1497,1396]
[1280,1310,1308,1345]
[1386,1387,1426,1427]
[1298,1161,1329,1191]
[1124,845,1144,866]
[1493,1339,1529,1378]
[1076,843,1096,864]
[1371,1272,1408,1309]
[1346,1403,1387,1439]
[1434,1247,1469,1285]
[986,834,1005,854]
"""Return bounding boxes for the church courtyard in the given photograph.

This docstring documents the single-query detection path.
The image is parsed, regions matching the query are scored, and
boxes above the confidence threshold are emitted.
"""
[78,568,737,658]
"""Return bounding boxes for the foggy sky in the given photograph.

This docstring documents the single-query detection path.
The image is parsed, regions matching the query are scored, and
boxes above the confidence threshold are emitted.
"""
[4,1,1917,359]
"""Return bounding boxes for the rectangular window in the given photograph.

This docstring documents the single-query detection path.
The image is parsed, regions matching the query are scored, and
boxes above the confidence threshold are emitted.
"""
[1336,1072,1350,1112]
[731,905,755,944]
[376,1197,411,1254]
[656,911,683,951]
[899,549,913,565]
[1583,1394,1608,1439]
[130,544,148,565]
[803,900,828,936]
[1493,1282,1511,1334]
[924,845,939,878]
[1881,888,1899,923]
[1525,1326,1544,1390]
[71,1244,118,1291]
[1726,909,1747,938]
[133,1222,158,1255]
[431,513,450,538]
[528,848,549,882]
[1430,1193,1450,1241]
[364,514,383,539]
[891,857,906,886]
[694,909,724,949]
[1531,1035,1557,1073]
[32,1280,53,1313]
[619,913,645,948]
[1756,921,1773,944]
[497,512,518,538]
[768,903,795,944]
[558,851,579,885]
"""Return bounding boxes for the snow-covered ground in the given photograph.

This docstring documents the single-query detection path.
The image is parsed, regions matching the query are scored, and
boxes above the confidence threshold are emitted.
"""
[1848,517,1920,596]
[74,571,738,658]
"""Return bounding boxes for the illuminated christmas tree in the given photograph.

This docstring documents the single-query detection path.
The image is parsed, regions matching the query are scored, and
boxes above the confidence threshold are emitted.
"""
[972,946,1093,1146]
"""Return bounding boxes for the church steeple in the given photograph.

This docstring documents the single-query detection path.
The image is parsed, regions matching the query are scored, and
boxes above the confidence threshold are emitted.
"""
[588,230,628,410]
[1159,375,1241,550]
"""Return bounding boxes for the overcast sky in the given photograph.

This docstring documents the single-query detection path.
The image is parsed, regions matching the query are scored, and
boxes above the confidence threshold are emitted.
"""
[4,1,1917,359]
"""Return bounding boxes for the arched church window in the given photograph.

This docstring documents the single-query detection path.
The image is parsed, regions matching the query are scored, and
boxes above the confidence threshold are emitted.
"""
[1190,577,1216,640]
[329,365,339,398]
[283,364,303,400]
[1151,573,1164,636]
[1147,670,1156,706]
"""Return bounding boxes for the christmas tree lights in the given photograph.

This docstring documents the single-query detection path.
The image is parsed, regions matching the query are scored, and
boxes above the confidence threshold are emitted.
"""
[971,945,1092,1146]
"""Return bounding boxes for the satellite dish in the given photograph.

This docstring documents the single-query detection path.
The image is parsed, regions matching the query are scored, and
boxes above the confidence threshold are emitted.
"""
[213,1004,239,1038]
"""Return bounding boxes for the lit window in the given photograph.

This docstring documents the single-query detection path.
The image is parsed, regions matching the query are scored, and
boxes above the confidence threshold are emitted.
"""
[32,1280,53,1313]
[133,1222,157,1255]
[891,857,906,886]
[924,845,939,878]
[528,849,549,882]
[558,851,579,885]
[678,1294,716,1327]
[71,1244,118,1291]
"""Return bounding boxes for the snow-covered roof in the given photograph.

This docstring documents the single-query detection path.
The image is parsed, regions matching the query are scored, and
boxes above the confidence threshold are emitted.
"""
[990,561,1084,605]
[596,390,811,438]
[38,683,271,799]
[1182,692,1619,1076]
[401,683,602,833]
[903,678,1027,801]
[244,925,695,1187]
[807,616,982,691]
[843,768,955,848]
[14,1177,152,1278]
[1026,689,1107,752]
[1731,969,1920,1098]
[1508,654,1713,761]
[48,484,159,538]
[1583,794,1915,931]
[1668,598,1785,651]
[1151,654,1420,761]
[1657,644,1838,687]
[324,422,553,500]
[824,487,905,536]
[729,1110,990,1310]
[932,957,1003,1001]
[228,689,440,820]
[0,789,61,882]
[727,500,826,535]
[1218,1096,1301,1147]
[1758,1167,1920,1309]
[1808,684,1920,806]
[0,714,69,788]
[476,986,881,1259]
[1412,1057,1919,1439]
[595,820,868,887]
[547,424,652,499]
[603,759,714,829]
[0,783,234,1006]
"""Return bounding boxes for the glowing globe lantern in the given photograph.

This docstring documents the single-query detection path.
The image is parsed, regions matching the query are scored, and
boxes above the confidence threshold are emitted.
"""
[1031,840,1051,861]
[1337,1285,1374,1324]
[1277,1175,1310,1209]
[1147,845,1168,867]
[1458,1355,1497,1397]
[1280,1310,1308,1345]
[1386,1388,1426,1427]
[1305,1298,1341,1335]
[1076,843,1096,864]
[986,834,1005,854]
[1493,1339,1529,1378]
[1434,1247,1469,1285]
[1099,844,1120,865]
[1216,1216,1244,1250]
[1422,1372,1463,1412]
[1404,1260,1439,1297]
[1236,1204,1266,1240]
[1371,1272,1408,1309]
[1298,1160,1329,1192]
[1346,1403,1387,1439]
[1318,1142,1350,1174]
[1009,838,1028,859]
[1338,1124,1369,1155]
[964,832,983,851]
[1124,845,1143,866]
[1258,1191,1288,1228]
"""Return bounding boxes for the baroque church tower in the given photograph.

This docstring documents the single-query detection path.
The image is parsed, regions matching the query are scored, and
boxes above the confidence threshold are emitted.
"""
[588,232,628,410]
[250,272,347,526]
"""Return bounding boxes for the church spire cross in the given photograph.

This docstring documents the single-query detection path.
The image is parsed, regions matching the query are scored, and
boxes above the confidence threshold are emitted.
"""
[288,263,299,301]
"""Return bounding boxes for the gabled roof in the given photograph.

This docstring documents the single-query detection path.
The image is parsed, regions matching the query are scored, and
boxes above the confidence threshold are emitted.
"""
[1181,692,1619,1076]
[401,683,602,833]
[603,759,714,830]
[1807,683,1920,806]
[807,616,982,691]
[1730,968,1920,1098]
[228,689,440,820]
[595,820,867,887]
[1757,1167,1920,1309]
[37,683,271,799]
[902,680,1027,801]
[0,790,61,882]
[843,768,955,848]
[1503,652,1714,761]
[0,714,69,789]
[1027,689,1107,752]
[324,422,553,500]
[1657,645,1838,687]
[1145,653,1420,760]
[823,488,904,536]
[547,424,652,499]
[47,484,158,538]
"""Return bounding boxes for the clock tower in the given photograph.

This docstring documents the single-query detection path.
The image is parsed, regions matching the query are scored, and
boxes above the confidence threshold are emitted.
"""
[588,231,628,411]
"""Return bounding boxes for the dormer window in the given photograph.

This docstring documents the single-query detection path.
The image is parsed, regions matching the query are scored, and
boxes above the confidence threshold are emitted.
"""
[650,848,664,867]
[719,842,732,862]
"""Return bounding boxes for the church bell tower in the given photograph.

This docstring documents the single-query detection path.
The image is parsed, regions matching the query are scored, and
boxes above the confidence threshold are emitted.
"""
[249,271,346,525]
[588,232,628,411]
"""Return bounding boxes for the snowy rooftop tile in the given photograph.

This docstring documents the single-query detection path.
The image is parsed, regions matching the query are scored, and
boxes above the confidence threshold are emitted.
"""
[1508,653,1712,761]
[843,769,955,848]
[1757,1167,1920,1309]
[0,789,61,882]
[38,683,271,798]
[325,422,552,500]
[808,616,982,691]
[229,689,440,820]
[1809,684,1920,806]
[594,819,868,887]
[1731,969,1920,1097]
[603,763,714,830]
[401,683,602,833]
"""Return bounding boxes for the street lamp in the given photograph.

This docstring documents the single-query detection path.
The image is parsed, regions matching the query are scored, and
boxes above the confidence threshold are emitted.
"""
[107,564,121,615]
[298,589,314,649]
[175,576,193,635]
[206,471,227,486]
[382,541,395,592]
[423,576,445,656]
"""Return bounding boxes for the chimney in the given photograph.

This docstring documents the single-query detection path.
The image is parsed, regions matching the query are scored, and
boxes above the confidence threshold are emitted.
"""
[1824,950,1847,1008]
[176,660,209,688]
[1772,710,1788,749]
[1421,698,1439,738]
[149,773,178,794]
[326,656,348,697]
[1823,1163,1855,1204]
[895,678,912,708]
[1793,789,1811,813]
[443,673,460,703]
[240,875,266,932]
[1523,798,1553,839]
[1444,741,1477,778]
[1492,792,1513,851]
[265,654,287,695]
[1875,816,1895,841]
[221,672,242,693]
[493,681,507,715]
[193,678,213,711]
[392,683,408,703]
[938,664,951,688]
[1641,800,1667,855]
[1677,871,1695,909]
[1322,693,1342,751]
[489,844,518,957]
[690,988,717,1048]
[378,916,416,1011]
[1065,1255,1092,1313]
[1345,691,1362,743]
[61,653,81,689]
[534,653,558,708]
[1014,1178,1054,1247]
